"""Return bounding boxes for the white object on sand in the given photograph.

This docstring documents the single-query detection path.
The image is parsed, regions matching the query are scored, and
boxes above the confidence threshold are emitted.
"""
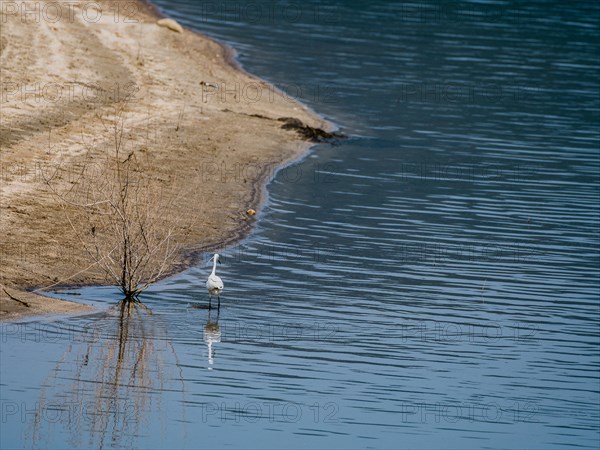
[156,18,183,33]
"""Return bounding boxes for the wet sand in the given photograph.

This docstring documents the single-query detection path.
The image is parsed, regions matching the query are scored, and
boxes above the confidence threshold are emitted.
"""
[0,0,330,319]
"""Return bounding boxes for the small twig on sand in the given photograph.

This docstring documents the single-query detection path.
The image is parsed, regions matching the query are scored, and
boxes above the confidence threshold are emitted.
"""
[2,287,30,308]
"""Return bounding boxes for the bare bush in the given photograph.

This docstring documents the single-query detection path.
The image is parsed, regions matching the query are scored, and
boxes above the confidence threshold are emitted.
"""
[43,106,189,302]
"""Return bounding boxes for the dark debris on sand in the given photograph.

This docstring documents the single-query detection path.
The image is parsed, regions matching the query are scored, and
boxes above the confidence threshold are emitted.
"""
[278,117,346,143]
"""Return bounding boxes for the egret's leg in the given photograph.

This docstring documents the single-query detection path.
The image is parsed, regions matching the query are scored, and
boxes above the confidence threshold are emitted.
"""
[208,295,212,310]
[217,295,221,311]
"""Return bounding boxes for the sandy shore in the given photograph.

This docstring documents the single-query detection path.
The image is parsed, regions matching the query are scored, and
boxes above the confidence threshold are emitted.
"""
[0,0,330,320]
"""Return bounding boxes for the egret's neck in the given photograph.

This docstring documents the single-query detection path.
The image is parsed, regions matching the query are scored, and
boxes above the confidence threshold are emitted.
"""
[211,258,217,276]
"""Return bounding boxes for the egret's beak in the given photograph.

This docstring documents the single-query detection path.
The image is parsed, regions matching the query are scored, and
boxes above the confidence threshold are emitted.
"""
[218,259,222,264]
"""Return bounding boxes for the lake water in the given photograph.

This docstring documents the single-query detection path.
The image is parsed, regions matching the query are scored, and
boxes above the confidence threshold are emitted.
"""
[1,1,599,449]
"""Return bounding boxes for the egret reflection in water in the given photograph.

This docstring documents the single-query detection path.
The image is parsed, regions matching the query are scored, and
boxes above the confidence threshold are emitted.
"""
[203,309,221,369]
[26,300,186,449]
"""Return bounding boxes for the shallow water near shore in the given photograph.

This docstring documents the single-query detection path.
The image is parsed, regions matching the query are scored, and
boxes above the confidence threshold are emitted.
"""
[1,1,599,449]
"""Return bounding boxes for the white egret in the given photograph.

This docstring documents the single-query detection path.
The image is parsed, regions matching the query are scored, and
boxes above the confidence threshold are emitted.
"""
[206,253,224,309]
